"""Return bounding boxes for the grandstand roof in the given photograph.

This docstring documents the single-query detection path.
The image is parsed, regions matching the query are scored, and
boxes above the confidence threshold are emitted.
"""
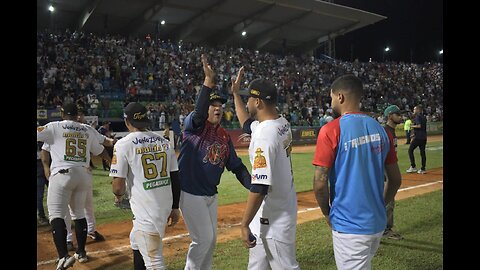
[37,0,386,53]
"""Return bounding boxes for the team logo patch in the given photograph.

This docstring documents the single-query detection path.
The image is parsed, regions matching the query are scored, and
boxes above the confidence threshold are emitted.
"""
[253,148,267,169]
[37,126,45,132]
[111,154,117,165]
[203,142,227,167]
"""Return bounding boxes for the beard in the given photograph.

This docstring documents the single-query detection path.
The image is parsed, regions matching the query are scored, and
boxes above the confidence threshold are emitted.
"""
[331,107,341,119]
[247,107,257,119]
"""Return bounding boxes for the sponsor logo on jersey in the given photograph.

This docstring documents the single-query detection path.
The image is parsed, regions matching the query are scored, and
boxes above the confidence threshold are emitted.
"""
[203,142,227,167]
[111,154,117,164]
[251,174,268,181]
[37,126,45,132]
[143,177,171,190]
[253,148,267,169]
[64,155,87,162]
[110,169,118,174]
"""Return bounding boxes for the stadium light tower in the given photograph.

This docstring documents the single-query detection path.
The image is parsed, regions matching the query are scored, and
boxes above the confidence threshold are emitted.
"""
[439,49,443,55]
[48,5,55,12]
[161,20,165,25]
[241,31,247,37]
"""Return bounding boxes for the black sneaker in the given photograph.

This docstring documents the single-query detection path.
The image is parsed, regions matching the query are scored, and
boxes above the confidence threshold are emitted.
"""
[88,231,105,242]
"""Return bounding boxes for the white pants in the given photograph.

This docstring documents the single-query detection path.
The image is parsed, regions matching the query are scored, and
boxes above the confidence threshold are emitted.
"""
[180,191,217,270]
[130,227,167,270]
[47,167,92,221]
[65,183,96,241]
[248,238,300,270]
[332,230,383,270]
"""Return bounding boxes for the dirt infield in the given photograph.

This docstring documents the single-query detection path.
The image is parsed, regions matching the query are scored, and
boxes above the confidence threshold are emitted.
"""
[37,135,443,269]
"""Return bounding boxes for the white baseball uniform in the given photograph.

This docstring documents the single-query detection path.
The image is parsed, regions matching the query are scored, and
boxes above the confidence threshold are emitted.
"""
[36,120,104,221]
[42,124,107,241]
[109,131,178,270]
[246,117,300,270]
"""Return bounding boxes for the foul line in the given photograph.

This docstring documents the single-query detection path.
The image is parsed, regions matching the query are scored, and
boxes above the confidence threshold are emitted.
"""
[37,180,443,266]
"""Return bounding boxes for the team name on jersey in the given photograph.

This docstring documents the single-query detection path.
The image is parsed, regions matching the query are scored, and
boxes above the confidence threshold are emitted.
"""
[132,136,164,145]
[344,133,381,150]
[62,124,87,132]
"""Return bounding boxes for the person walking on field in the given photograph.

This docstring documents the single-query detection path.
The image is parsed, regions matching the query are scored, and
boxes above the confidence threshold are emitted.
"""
[109,102,181,270]
[312,74,402,270]
[232,66,300,270]
[406,105,428,174]
[178,54,251,270]
[403,116,412,144]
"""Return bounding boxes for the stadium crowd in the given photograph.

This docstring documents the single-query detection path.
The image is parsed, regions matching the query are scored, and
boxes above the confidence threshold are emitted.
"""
[37,30,443,128]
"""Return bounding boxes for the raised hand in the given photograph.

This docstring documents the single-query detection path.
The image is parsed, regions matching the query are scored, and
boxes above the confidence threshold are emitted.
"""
[201,54,215,88]
[231,66,245,95]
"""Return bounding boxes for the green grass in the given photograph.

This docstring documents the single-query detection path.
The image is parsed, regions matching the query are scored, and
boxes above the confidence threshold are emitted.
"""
[40,140,443,225]
[105,189,443,270]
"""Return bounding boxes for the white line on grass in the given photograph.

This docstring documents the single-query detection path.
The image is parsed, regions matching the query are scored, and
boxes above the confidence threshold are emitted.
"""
[37,180,443,266]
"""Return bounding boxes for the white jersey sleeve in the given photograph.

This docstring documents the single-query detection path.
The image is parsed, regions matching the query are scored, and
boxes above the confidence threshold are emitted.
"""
[168,142,179,172]
[250,138,275,186]
[88,127,105,156]
[37,123,55,145]
[86,125,107,144]
[109,139,129,178]
[41,142,51,151]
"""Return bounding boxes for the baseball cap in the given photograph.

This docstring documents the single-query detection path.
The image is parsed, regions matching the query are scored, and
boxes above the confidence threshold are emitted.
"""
[238,78,277,101]
[61,103,78,116]
[209,92,227,104]
[384,105,406,117]
[124,102,150,129]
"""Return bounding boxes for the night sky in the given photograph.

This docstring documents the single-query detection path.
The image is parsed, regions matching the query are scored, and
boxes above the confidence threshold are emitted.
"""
[327,0,443,63]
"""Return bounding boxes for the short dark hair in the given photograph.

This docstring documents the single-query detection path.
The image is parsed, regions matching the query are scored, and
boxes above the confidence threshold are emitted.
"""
[330,74,364,99]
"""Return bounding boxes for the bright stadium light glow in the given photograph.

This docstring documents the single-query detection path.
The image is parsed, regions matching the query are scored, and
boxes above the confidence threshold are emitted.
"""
[161,20,166,25]
[48,5,55,12]
[241,31,247,36]
[439,49,443,54]
[385,47,390,52]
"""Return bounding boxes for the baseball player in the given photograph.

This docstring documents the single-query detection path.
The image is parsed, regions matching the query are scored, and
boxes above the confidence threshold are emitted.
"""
[109,102,181,270]
[42,126,112,250]
[37,103,111,270]
[232,67,300,269]
[178,55,251,270]
[312,75,402,270]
